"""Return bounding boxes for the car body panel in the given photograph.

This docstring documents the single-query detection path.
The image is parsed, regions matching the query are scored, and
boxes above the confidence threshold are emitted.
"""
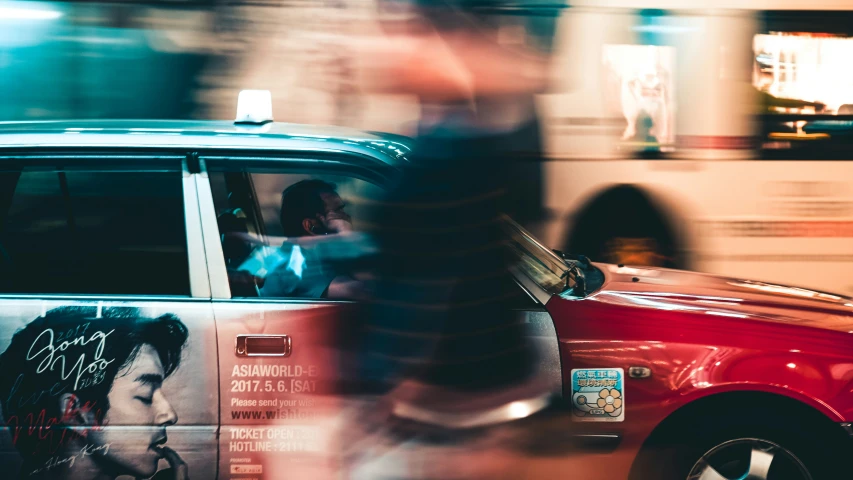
[546,262,853,478]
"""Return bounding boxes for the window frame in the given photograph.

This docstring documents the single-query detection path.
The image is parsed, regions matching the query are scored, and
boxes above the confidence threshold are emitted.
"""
[195,152,552,308]
[0,152,210,300]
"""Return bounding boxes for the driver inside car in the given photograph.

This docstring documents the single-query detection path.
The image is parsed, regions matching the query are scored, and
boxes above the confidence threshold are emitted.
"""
[233,179,374,300]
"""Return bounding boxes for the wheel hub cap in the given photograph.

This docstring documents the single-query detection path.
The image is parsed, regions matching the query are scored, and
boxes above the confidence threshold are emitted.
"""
[687,438,811,480]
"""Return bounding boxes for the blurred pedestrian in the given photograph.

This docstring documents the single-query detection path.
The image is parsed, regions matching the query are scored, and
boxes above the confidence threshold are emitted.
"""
[343,1,567,478]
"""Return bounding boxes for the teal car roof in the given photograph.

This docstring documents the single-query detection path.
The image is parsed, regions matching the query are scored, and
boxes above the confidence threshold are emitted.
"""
[0,120,412,164]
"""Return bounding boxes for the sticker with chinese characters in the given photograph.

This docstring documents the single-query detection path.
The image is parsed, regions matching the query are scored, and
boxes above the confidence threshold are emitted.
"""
[571,368,624,422]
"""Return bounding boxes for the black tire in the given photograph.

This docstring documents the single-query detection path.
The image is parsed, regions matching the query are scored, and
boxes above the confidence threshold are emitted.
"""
[631,412,849,480]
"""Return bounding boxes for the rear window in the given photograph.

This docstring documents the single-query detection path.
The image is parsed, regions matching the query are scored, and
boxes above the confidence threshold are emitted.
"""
[0,162,189,296]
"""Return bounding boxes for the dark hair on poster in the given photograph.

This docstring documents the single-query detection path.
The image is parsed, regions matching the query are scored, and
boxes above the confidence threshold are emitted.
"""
[0,306,188,478]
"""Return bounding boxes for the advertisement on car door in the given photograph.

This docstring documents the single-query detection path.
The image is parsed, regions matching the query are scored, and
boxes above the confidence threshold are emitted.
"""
[216,303,357,480]
[0,301,217,480]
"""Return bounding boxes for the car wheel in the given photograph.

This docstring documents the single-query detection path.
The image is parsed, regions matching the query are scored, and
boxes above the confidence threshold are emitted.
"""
[632,416,844,480]
[686,438,811,480]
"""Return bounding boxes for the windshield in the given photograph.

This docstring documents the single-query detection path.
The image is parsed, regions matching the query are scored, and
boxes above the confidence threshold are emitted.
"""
[503,217,581,296]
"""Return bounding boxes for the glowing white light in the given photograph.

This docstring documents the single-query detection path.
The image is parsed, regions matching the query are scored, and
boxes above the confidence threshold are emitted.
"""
[705,311,748,319]
[631,25,695,34]
[755,34,853,112]
[729,280,841,300]
[287,245,305,279]
[235,90,273,124]
[0,6,62,20]
[787,363,797,369]
[508,401,533,419]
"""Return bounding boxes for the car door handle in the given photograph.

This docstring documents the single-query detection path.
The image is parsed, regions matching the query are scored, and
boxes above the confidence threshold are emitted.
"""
[235,334,292,357]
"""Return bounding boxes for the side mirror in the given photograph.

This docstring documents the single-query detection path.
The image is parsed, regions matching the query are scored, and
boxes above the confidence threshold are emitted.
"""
[554,250,591,268]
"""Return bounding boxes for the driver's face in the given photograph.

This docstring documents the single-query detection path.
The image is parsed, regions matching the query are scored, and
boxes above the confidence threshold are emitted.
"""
[319,192,352,232]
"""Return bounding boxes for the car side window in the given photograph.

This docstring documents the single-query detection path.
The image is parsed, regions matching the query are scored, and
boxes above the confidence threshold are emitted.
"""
[207,163,545,308]
[0,164,189,295]
[209,164,381,300]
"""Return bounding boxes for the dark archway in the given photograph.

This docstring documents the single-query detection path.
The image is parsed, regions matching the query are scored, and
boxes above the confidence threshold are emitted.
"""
[565,185,684,269]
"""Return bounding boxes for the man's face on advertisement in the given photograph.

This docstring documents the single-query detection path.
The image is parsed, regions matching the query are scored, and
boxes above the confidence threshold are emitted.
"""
[88,344,177,478]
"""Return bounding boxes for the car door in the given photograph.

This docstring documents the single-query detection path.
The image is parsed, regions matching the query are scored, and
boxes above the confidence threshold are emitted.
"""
[0,153,218,480]
[196,152,563,479]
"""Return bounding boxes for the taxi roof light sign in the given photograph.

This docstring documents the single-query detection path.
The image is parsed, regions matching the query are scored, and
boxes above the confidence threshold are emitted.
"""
[235,90,273,125]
